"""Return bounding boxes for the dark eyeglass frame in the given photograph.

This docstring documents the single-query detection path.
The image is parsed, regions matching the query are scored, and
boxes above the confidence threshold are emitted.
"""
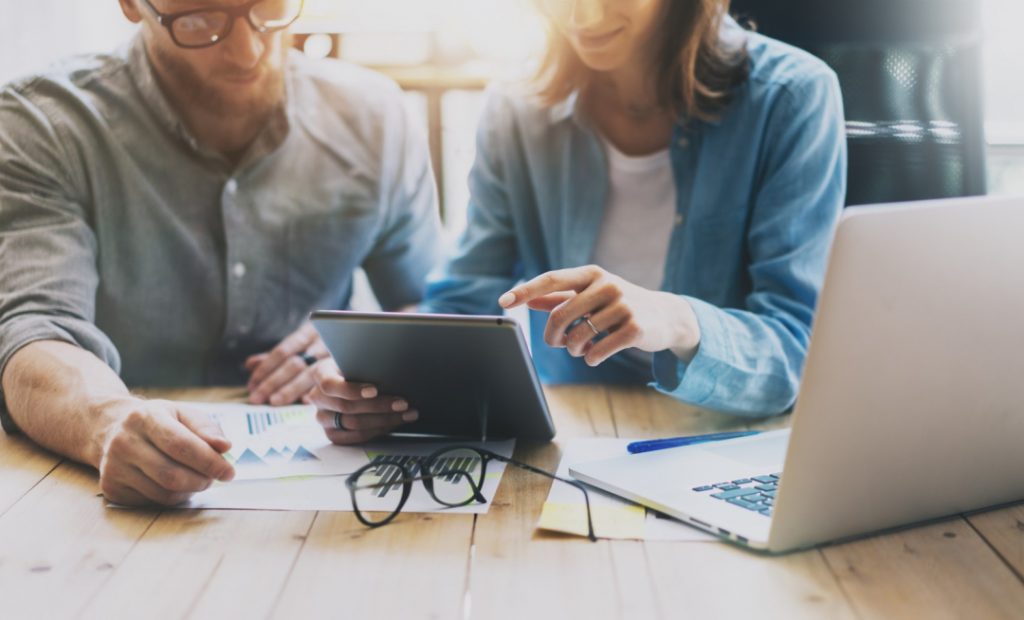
[140,0,304,50]
[346,445,598,542]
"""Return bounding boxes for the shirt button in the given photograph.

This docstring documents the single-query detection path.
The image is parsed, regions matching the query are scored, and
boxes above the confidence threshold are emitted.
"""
[226,339,238,350]
[232,262,247,278]
[675,214,685,226]
[238,324,252,335]
[225,179,238,195]
[677,137,689,148]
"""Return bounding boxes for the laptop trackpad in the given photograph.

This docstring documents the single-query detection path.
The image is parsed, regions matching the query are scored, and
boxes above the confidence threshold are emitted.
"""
[701,431,790,469]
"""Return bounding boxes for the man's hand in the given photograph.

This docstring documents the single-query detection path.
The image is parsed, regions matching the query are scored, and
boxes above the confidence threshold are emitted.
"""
[498,265,702,366]
[309,358,419,445]
[96,397,236,506]
[245,322,330,406]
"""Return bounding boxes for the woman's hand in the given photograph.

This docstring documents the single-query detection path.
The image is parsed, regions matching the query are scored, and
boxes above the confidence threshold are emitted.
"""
[499,265,701,366]
[308,358,420,445]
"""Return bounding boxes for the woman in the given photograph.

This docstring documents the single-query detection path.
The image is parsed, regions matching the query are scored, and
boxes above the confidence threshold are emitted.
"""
[421,0,846,418]
[310,0,845,442]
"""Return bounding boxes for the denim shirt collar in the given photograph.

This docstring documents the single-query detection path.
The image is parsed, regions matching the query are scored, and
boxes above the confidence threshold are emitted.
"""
[547,87,707,270]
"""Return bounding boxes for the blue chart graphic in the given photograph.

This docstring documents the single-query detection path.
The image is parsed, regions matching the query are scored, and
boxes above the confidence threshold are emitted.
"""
[245,410,287,436]
[291,446,319,462]
[233,446,322,467]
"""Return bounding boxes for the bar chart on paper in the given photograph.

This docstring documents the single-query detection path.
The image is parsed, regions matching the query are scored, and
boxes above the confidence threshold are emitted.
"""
[358,453,484,499]
[191,402,369,481]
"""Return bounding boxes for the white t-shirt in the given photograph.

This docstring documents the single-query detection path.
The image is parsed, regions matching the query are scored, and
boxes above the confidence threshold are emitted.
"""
[590,137,678,367]
[591,137,677,292]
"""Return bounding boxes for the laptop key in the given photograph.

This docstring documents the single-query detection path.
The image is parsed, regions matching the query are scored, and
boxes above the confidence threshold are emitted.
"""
[727,498,764,511]
[731,478,751,485]
[752,475,775,484]
[692,485,715,492]
[759,508,772,516]
[711,488,761,500]
[715,484,740,491]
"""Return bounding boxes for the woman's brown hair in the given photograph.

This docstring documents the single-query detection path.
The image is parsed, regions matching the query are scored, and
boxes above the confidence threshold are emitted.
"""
[533,0,750,122]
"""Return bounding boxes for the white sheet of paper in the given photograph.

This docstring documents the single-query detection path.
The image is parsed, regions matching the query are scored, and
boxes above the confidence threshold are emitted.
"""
[542,438,716,541]
[182,438,515,513]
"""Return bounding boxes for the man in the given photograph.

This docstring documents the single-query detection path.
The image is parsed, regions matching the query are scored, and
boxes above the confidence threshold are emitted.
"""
[0,0,439,506]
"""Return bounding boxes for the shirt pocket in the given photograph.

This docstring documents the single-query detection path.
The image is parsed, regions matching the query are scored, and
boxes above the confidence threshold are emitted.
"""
[285,199,381,322]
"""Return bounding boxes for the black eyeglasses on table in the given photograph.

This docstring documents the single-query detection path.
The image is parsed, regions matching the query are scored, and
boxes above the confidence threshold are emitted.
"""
[346,445,597,542]
[141,0,304,49]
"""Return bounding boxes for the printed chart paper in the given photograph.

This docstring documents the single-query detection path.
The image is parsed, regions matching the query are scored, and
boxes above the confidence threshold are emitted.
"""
[538,438,716,541]
[197,402,367,481]
[165,401,517,513]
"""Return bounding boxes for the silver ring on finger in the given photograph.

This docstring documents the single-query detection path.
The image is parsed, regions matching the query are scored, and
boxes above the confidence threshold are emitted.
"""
[334,411,346,431]
[584,316,601,337]
[300,352,318,367]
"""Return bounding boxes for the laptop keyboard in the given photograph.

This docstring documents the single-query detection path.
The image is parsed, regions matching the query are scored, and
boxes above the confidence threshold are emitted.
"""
[692,473,780,517]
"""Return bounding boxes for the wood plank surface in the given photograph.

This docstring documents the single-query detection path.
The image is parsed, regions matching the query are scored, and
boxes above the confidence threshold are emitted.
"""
[468,386,657,620]
[0,431,60,517]
[822,517,1024,619]
[80,510,316,620]
[0,384,1021,619]
[272,512,475,619]
[0,462,158,619]
[967,504,1024,580]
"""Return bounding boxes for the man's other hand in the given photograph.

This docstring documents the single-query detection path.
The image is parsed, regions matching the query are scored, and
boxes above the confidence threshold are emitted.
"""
[245,322,330,406]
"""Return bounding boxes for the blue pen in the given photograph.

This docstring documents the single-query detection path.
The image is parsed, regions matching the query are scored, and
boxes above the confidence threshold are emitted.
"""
[627,430,762,454]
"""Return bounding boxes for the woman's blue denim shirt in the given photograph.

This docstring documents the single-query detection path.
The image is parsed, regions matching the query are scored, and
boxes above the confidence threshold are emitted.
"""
[423,31,847,418]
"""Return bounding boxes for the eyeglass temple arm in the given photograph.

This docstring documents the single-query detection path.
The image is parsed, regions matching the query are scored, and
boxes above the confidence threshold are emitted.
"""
[491,455,598,542]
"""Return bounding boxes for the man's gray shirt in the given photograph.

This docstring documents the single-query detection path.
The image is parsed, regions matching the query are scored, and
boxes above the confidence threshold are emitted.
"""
[0,36,442,430]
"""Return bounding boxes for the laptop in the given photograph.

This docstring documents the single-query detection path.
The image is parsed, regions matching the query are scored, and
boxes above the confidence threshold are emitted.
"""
[570,195,1024,553]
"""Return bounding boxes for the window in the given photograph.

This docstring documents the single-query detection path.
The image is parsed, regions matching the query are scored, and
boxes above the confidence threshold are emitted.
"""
[983,0,1024,144]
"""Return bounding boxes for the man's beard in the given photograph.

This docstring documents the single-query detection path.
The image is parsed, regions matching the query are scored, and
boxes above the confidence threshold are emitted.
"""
[151,40,289,122]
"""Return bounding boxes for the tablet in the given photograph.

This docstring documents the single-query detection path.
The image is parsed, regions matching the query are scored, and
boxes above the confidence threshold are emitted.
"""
[311,311,556,440]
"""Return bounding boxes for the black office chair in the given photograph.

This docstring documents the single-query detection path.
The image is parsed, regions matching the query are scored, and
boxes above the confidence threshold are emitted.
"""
[731,0,987,206]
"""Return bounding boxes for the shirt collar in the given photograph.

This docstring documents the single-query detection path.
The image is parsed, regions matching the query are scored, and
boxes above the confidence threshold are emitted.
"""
[548,89,580,125]
[124,33,292,169]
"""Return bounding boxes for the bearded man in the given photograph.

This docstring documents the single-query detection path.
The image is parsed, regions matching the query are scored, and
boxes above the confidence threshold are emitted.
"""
[0,0,441,505]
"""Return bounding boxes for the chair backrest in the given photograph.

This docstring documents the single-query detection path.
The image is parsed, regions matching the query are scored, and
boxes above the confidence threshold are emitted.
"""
[731,0,987,206]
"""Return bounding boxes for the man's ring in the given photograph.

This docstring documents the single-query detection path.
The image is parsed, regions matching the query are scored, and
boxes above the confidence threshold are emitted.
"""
[300,353,318,366]
[334,411,345,431]
[584,317,600,337]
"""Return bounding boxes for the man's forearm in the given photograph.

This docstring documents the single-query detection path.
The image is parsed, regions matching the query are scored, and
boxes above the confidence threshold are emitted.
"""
[2,341,133,468]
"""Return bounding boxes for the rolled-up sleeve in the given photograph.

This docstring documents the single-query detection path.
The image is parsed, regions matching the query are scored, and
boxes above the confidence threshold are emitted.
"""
[652,70,847,417]
[0,84,120,431]
[361,91,444,310]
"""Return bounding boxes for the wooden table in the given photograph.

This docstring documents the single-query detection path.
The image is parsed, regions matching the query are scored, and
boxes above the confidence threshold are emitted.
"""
[1,386,1022,619]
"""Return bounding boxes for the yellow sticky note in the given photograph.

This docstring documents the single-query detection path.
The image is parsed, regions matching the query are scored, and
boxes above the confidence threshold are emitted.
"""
[538,502,646,540]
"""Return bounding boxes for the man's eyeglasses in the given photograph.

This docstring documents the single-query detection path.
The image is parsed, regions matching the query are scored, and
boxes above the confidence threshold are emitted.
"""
[141,0,304,49]
[346,445,597,542]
